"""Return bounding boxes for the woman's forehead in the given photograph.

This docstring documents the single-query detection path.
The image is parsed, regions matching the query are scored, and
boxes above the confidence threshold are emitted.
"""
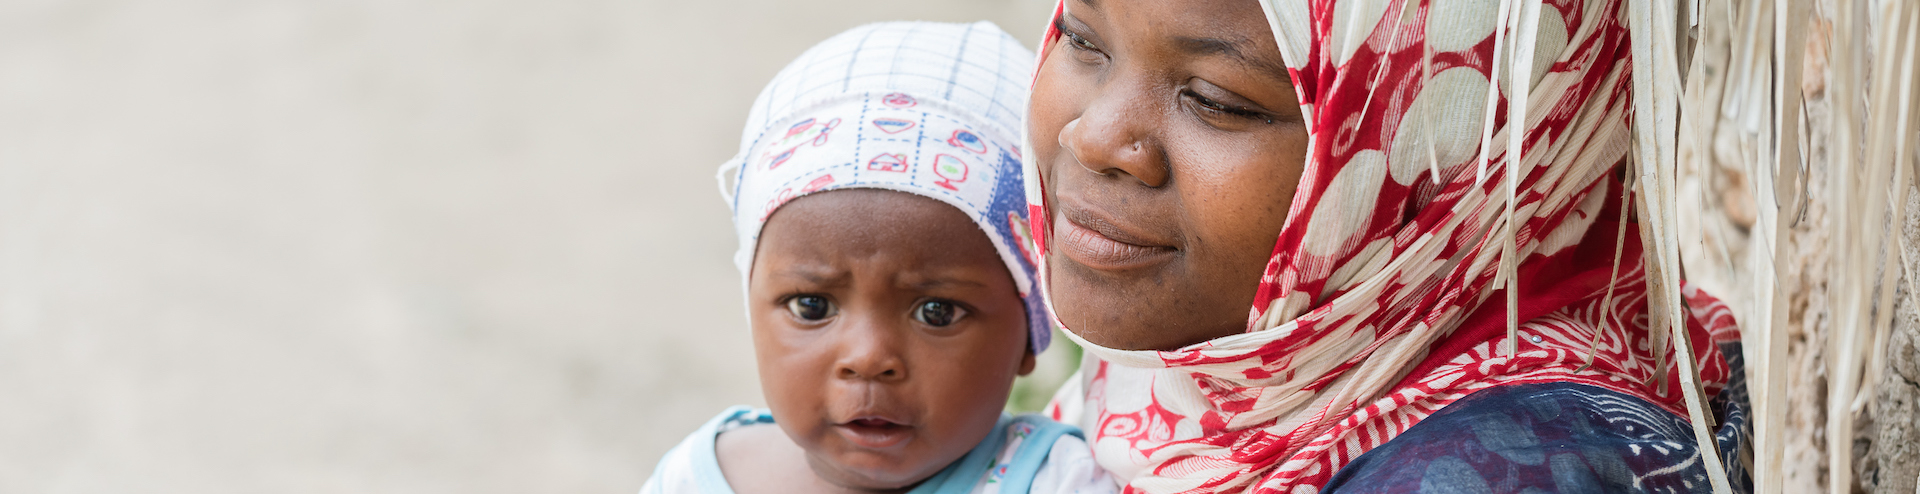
[1063,0,1289,79]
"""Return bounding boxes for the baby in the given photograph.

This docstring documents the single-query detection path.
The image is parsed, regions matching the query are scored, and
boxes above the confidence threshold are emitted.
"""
[641,22,1113,494]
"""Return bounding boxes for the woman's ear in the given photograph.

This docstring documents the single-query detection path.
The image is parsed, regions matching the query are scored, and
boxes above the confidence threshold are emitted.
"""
[1018,350,1038,376]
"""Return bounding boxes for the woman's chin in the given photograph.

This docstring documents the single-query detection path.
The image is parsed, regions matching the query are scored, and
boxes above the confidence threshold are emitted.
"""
[1047,249,1251,351]
[1052,287,1247,351]
[1051,293,1166,351]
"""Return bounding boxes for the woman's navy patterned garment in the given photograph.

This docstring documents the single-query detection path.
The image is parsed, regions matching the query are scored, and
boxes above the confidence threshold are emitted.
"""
[1323,344,1751,493]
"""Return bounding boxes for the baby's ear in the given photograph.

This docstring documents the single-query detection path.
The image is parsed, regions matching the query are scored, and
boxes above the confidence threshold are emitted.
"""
[1017,349,1037,376]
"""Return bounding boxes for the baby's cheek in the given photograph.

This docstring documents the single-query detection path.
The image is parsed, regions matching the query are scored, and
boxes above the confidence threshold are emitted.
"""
[757,343,828,436]
[930,352,1017,421]
[918,386,1005,467]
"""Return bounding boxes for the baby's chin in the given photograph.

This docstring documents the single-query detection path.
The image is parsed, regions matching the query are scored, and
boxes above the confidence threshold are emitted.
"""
[803,448,945,492]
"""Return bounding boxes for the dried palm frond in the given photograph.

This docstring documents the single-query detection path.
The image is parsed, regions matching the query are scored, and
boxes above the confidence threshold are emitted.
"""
[1630,1,1734,491]
[1649,0,1920,491]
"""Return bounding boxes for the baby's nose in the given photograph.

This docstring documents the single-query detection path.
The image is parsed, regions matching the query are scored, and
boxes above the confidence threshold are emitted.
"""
[833,324,906,382]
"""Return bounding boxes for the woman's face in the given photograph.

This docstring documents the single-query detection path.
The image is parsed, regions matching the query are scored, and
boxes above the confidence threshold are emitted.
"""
[1031,0,1310,351]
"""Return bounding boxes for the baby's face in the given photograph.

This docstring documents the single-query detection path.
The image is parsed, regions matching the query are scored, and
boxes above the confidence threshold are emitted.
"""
[747,188,1035,490]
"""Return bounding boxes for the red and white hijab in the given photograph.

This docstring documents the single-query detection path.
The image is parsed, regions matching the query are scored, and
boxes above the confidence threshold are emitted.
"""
[1024,0,1740,491]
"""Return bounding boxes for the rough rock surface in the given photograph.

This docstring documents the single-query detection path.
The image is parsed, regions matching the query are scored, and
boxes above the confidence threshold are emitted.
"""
[1864,186,1920,494]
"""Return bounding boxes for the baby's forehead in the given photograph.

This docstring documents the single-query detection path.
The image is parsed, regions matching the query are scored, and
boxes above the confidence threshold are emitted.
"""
[759,188,996,259]
[750,189,1020,299]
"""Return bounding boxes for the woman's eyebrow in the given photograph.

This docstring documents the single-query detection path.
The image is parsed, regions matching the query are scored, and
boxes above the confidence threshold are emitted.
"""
[1175,36,1290,78]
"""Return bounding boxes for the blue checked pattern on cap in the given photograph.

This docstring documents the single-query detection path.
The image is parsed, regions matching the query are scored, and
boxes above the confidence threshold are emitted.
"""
[717,21,1048,353]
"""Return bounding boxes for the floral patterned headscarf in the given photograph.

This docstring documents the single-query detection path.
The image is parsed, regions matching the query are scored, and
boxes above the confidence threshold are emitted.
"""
[1025,0,1739,491]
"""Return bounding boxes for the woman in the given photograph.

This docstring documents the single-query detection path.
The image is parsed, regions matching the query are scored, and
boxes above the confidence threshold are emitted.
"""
[1023,0,1751,491]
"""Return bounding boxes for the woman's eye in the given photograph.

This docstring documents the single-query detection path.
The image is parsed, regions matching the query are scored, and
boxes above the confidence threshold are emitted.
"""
[785,296,836,321]
[1063,30,1097,51]
[1055,22,1106,64]
[1184,90,1273,124]
[912,300,968,327]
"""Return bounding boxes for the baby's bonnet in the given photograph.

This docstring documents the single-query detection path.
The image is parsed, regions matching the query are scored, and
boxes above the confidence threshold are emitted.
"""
[719,21,1047,352]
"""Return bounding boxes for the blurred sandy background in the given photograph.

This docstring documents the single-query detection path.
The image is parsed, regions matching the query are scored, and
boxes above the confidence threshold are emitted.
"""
[0,0,1054,492]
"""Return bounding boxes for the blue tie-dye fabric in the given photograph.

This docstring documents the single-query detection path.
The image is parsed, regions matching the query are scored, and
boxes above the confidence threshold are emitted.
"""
[1323,343,1752,493]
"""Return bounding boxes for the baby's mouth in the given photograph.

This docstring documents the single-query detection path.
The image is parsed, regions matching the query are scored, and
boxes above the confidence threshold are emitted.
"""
[835,416,913,449]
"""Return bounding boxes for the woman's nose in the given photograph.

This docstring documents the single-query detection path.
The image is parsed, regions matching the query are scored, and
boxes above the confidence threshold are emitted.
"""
[833,321,906,383]
[1058,94,1168,187]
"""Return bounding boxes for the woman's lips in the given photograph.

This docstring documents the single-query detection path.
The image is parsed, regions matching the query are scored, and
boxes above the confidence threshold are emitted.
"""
[834,416,912,449]
[1053,207,1176,271]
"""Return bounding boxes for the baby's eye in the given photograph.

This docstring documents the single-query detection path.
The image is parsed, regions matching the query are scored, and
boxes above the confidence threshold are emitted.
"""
[786,296,836,321]
[912,300,968,327]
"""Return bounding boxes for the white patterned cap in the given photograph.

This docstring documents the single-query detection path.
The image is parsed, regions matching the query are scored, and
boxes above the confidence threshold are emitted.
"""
[718,21,1047,352]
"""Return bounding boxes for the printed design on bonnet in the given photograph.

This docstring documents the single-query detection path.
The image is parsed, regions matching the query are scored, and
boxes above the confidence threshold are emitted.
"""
[760,117,840,170]
[872,117,917,134]
[881,92,918,108]
[751,95,1013,225]
[946,129,989,154]
[867,153,910,173]
[932,154,970,190]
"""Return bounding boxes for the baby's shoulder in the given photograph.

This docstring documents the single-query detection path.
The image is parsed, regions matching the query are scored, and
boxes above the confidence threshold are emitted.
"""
[714,421,812,494]
[980,414,1116,494]
[638,406,773,494]
[994,414,1083,455]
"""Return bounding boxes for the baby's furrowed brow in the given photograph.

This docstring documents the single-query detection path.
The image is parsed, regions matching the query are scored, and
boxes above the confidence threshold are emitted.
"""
[774,267,850,287]
[898,276,989,291]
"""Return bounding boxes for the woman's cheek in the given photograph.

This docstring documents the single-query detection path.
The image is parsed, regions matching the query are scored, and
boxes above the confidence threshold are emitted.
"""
[1029,55,1087,181]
